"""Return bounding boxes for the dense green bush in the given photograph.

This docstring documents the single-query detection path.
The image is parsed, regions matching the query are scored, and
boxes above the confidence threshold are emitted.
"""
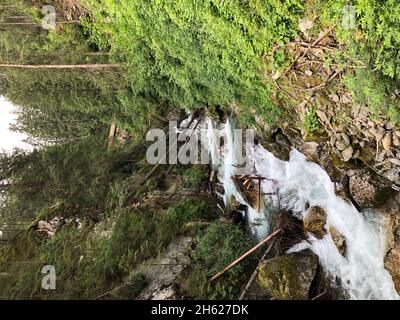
[83,0,304,124]
[183,223,257,299]
[317,0,400,121]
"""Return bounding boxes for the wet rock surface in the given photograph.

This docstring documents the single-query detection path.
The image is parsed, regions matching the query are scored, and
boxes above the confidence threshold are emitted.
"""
[303,206,327,239]
[384,206,400,294]
[329,226,347,257]
[348,169,395,209]
[384,248,400,294]
[257,249,318,300]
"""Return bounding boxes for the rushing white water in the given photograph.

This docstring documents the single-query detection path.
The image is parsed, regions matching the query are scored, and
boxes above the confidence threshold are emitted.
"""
[205,117,399,300]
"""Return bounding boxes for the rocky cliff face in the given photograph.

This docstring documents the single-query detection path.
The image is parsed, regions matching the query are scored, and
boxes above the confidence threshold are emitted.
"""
[257,250,318,300]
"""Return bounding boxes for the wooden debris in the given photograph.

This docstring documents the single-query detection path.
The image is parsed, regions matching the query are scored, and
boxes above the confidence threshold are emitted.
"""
[239,240,275,300]
[209,229,282,283]
[107,121,117,147]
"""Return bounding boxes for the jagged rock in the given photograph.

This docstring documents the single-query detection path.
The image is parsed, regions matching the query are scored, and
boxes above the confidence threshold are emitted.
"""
[352,149,360,159]
[384,248,400,294]
[316,110,329,124]
[341,146,354,162]
[258,250,318,300]
[394,135,400,147]
[335,140,347,151]
[348,169,395,208]
[310,264,348,300]
[386,122,395,130]
[383,133,393,151]
[37,221,54,233]
[329,226,346,257]
[330,94,340,104]
[376,150,387,163]
[383,168,400,184]
[341,133,351,145]
[355,106,367,120]
[375,128,385,142]
[304,206,327,239]
[341,93,352,105]
[305,69,313,77]
[390,158,400,166]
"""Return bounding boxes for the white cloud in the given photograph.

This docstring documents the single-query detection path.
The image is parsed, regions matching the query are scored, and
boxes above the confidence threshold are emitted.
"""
[0,96,32,153]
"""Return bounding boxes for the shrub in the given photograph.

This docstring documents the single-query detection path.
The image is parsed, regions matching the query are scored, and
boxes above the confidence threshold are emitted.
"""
[317,0,400,121]
[183,223,257,299]
[83,0,304,124]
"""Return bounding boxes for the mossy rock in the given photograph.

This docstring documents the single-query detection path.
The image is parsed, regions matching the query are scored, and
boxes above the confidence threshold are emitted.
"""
[348,168,395,208]
[257,249,318,300]
[304,206,327,239]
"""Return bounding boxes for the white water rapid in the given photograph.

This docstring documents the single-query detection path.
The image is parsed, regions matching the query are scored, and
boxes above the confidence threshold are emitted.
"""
[201,117,399,300]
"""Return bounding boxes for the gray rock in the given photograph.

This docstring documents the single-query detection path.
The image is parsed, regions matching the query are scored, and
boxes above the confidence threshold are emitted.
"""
[299,18,314,34]
[304,206,327,239]
[348,169,395,208]
[341,133,351,145]
[390,158,400,166]
[353,149,361,159]
[342,146,354,162]
[393,135,400,147]
[316,110,329,124]
[335,140,347,151]
[382,133,393,151]
[386,122,395,130]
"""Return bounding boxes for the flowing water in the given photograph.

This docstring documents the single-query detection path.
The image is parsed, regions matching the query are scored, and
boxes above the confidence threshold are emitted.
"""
[200,117,399,300]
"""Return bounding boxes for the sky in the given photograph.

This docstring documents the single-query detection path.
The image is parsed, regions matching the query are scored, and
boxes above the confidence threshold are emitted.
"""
[0,96,32,153]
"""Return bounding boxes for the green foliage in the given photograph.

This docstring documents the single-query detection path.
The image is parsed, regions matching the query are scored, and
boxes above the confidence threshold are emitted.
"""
[1,68,122,144]
[316,0,400,121]
[0,191,212,299]
[182,165,208,189]
[0,138,134,223]
[183,223,257,299]
[344,69,399,121]
[83,0,304,124]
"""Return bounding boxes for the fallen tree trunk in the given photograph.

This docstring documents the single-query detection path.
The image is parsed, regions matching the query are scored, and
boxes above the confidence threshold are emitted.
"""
[0,63,120,69]
[209,228,282,282]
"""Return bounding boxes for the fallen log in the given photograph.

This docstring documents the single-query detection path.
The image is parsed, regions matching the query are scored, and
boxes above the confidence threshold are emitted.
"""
[239,240,275,300]
[209,228,282,283]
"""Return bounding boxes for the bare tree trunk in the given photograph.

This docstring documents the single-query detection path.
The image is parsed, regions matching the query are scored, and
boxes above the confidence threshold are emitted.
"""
[0,63,120,69]
[0,20,81,26]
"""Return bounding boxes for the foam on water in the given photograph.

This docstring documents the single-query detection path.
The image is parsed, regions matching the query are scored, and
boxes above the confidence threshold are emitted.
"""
[209,118,399,300]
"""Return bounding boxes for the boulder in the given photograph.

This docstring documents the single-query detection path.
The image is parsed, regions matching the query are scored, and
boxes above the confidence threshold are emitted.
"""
[341,133,351,145]
[341,146,354,162]
[382,133,393,151]
[384,248,400,294]
[304,206,327,239]
[335,140,347,151]
[348,169,395,208]
[258,250,318,300]
[329,226,346,257]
